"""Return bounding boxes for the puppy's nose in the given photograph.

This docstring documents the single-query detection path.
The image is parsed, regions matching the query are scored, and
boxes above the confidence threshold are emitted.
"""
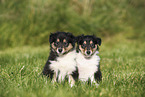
[58,48,62,53]
[86,50,91,55]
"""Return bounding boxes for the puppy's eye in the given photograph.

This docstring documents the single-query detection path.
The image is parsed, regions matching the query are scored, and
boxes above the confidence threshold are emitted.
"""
[55,42,59,46]
[64,42,68,46]
[81,44,85,48]
[91,44,95,48]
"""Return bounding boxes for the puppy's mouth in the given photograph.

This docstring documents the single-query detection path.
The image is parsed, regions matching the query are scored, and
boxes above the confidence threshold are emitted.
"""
[83,50,93,59]
[84,55,91,59]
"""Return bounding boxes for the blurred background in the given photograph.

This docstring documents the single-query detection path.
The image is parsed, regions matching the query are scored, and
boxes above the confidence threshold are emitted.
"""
[0,0,145,49]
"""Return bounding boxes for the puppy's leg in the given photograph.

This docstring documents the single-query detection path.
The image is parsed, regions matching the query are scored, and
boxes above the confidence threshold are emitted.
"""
[68,75,75,87]
[94,69,102,82]
[58,73,65,83]
[90,76,99,88]
[52,71,57,83]
[58,74,62,83]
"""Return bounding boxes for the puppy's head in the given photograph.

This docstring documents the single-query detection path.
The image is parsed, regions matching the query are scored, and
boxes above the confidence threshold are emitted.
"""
[77,35,101,58]
[49,32,75,56]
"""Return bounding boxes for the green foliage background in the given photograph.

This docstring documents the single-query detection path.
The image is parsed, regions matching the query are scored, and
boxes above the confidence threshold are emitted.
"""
[0,0,145,49]
[0,0,145,97]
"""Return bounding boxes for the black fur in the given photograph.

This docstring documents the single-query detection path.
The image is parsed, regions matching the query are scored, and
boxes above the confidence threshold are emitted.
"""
[94,65,102,82]
[71,67,79,81]
[42,50,57,78]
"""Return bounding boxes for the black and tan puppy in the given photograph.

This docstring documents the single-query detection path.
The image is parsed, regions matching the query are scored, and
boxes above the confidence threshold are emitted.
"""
[42,32,78,87]
[76,35,102,86]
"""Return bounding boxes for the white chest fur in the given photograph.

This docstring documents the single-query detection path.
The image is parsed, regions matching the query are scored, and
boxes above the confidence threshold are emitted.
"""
[50,50,77,80]
[76,51,100,81]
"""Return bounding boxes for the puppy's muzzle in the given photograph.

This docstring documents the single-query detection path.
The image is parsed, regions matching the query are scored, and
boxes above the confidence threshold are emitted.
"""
[58,48,62,53]
[57,48,64,54]
[86,50,91,55]
[85,50,92,56]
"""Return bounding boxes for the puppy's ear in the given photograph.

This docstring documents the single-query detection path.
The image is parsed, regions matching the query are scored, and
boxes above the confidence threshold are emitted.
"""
[49,33,56,43]
[93,36,101,46]
[76,34,84,44]
[96,37,101,46]
[67,32,75,40]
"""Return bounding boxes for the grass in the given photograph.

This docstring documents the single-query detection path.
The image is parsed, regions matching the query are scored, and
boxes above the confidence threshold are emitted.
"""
[0,35,145,97]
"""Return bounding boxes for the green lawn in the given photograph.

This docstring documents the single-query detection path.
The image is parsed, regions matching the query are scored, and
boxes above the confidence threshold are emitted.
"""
[0,35,145,97]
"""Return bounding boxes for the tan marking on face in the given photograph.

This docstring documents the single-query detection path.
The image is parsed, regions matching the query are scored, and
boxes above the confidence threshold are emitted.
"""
[84,41,87,44]
[63,39,66,42]
[65,43,73,52]
[91,44,98,53]
[51,42,57,51]
[79,45,85,54]
[57,39,60,42]
[90,40,93,44]
[84,46,88,53]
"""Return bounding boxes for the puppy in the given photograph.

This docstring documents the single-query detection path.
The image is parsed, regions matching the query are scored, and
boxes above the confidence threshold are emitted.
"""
[76,35,102,86]
[42,32,78,87]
